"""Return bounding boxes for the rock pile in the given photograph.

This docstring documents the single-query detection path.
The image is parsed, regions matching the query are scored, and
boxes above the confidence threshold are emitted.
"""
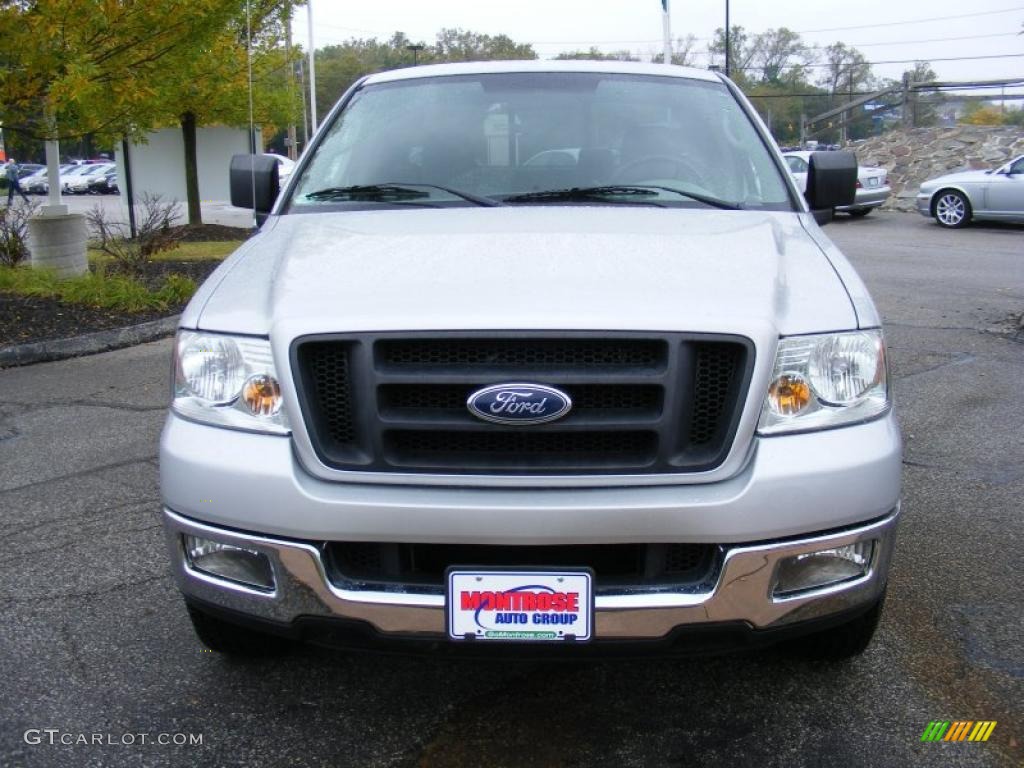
[852,126,1024,211]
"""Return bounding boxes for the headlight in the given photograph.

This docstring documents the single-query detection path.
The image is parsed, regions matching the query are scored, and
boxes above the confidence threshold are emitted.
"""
[759,330,888,435]
[172,330,289,434]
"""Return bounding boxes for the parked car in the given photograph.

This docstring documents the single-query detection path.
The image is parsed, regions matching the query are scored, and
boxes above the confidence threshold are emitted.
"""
[263,153,295,184]
[916,155,1024,228]
[22,164,73,194]
[16,163,44,179]
[87,167,119,195]
[784,151,889,216]
[65,162,114,193]
[164,61,898,661]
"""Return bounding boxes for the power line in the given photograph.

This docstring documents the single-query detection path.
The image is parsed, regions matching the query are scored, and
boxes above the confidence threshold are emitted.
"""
[735,52,1024,70]
[527,6,1024,46]
[795,6,1024,34]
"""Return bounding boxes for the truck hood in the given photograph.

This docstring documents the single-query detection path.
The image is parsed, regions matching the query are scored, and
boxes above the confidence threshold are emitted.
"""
[189,207,857,339]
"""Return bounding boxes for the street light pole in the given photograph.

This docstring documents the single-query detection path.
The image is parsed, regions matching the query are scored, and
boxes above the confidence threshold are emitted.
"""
[724,0,731,78]
[661,0,672,66]
[306,0,317,133]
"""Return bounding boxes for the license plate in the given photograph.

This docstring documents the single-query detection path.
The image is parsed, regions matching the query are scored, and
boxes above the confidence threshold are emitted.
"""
[446,568,593,642]
[868,177,879,187]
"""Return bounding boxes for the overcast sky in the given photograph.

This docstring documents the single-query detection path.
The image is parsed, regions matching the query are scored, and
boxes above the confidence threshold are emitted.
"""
[292,0,1024,88]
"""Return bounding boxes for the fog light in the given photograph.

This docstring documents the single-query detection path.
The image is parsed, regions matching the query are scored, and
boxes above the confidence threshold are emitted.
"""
[184,535,275,591]
[773,541,874,598]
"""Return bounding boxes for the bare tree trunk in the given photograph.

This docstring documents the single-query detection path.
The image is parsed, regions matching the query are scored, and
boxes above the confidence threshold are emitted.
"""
[181,111,202,226]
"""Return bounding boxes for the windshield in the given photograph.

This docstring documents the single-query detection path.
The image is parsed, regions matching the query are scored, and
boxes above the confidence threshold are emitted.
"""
[286,72,794,212]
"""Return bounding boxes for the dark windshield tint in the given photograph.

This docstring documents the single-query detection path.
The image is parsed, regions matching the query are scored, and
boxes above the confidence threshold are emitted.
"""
[287,72,793,211]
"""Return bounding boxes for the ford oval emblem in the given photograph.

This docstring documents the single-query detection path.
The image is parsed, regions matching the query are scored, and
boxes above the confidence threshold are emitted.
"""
[466,383,572,425]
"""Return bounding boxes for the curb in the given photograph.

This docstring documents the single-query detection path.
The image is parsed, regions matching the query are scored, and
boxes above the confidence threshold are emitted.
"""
[0,314,180,368]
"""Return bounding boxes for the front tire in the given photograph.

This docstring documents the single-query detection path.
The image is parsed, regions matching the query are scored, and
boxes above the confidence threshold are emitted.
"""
[933,190,971,228]
[187,603,292,656]
[786,591,886,661]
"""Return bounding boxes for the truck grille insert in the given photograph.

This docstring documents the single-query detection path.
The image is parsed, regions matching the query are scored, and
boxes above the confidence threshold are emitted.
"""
[292,333,753,475]
[324,541,718,593]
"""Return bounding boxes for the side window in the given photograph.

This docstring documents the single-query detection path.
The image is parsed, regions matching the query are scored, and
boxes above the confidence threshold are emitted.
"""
[1009,158,1024,175]
[786,156,808,173]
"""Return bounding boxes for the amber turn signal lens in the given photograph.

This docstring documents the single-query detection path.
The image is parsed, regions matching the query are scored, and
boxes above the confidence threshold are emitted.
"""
[768,374,812,416]
[242,374,282,416]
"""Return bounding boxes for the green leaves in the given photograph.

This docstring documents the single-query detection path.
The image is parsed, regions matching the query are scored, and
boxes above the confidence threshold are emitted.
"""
[0,0,299,141]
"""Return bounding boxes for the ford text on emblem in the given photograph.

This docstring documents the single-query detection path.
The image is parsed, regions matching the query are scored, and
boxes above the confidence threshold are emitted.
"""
[466,383,572,425]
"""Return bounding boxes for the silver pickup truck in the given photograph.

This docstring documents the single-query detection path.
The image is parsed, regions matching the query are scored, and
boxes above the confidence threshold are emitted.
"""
[161,61,901,659]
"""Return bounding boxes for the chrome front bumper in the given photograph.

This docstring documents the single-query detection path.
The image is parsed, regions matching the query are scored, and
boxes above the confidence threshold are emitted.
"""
[164,507,898,641]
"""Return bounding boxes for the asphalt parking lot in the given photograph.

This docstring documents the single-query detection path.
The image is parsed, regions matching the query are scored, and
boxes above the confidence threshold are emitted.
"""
[1,211,1021,768]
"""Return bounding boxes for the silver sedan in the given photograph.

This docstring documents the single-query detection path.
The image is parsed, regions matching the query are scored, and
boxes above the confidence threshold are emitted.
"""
[917,155,1024,228]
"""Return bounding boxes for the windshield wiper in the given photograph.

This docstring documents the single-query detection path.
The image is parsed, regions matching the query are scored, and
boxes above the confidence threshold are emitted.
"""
[303,184,436,204]
[502,186,666,206]
[378,182,504,207]
[503,185,742,210]
[303,183,502,207]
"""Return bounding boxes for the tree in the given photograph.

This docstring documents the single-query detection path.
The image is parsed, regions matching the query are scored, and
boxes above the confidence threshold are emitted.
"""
[145,0,299,224]
[310,29,537,127]
[899,61,940,127]
[961,103,1004,126]
[650,34,699,66]
[0,0,245,143]
[433,28,536,62]
[708,25,757,84]
[819,42,873,97]
[557,47,639,62]
[749,28,810,86]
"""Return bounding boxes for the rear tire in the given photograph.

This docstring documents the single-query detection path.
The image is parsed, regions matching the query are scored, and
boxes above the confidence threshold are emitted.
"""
[933,190,971,228]
[786,591,886,661]
[848,208,871,218]
[187,603,292,656]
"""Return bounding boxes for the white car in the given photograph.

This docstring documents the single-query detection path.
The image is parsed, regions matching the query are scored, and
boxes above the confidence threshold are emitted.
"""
[65,163,115,194]
[264,153,296,184]
[784,151,889,217]
[22,164,73,194]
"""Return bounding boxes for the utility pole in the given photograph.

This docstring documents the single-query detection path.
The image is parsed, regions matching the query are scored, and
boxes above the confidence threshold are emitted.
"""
[901,72,913,128]
[724,0,731,78]
[297,59,309,146]
[661,0,672,66]
[306,0,317,133]
[284,1,297,160]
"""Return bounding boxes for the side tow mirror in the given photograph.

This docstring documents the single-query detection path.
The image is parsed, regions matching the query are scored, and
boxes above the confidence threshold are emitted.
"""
[230,154,280,222]
[805,150,857,225]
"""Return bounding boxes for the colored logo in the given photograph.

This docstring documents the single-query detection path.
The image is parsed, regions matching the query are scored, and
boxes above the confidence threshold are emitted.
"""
[466,383,572,425]
[920,721,997,742]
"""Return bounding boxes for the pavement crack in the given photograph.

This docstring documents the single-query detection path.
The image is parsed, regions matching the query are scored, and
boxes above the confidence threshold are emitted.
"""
[0,522,163,564]
[59,618,90,682]
[2,399,167,414]
[0,456,158,495]
[0,573,167,604]
[4,496,160,539]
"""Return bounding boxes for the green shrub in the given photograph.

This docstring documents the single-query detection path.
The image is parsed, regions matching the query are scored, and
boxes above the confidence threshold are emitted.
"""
[0,265,197,312]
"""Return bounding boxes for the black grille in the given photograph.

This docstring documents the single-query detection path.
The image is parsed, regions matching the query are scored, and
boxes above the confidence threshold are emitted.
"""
[386,430,657,470]
[297,342,357,450]
[292,333,753,475]
[377,339,666,370]
[689,344,742,446]
[324,541,717,593]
